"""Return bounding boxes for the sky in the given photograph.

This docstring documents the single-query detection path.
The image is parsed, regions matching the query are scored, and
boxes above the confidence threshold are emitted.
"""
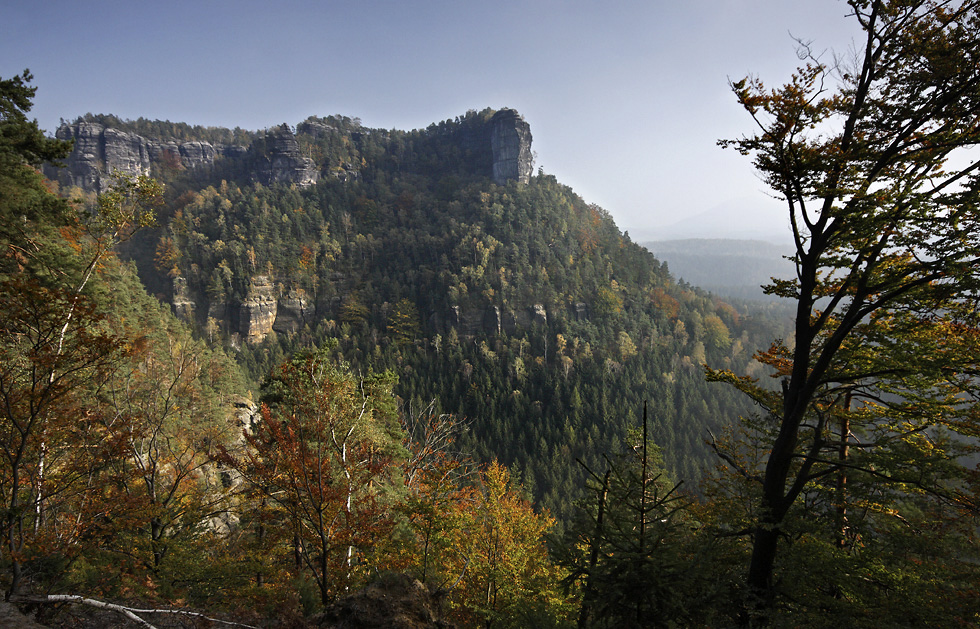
[2,1,863,242]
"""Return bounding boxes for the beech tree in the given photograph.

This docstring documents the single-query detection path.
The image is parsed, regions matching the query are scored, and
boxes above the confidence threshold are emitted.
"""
[95,300,242,582]
[387,401,474,584]
[447,461,572,629]
[711,0,980,623]
[216,348,403,607]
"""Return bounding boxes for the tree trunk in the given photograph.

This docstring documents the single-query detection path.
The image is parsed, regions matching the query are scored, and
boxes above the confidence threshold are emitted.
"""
[151,517,165,568]
[743,392,800,624]
[578,470,610,629]
[836,395,852,549]
[6,463,24,599]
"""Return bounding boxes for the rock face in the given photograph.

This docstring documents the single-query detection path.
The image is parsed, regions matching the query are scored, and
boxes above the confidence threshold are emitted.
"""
[49,122,111,191]
[530,303,548,326]
[430,302,565,336]
[253,123,319,187]
[273,288,311,335]
[0,600,49,629]
[47,120,317,192]
[483,306,502,335]
[48,110,530,191]
[490,109,533,185]
[240,276,278,345]
[171,276,196,322]
[47,121,230,192]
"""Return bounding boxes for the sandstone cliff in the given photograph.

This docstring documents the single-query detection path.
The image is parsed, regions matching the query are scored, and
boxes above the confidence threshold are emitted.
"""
[273,288,312,335]
[46,120,318,192]
[239,276,278,345]
[48,109,531,193]
[428,302,578,338]
[171,276,196,322]
[451,108,534,185]
[490,108,533,184]
[251,123,319,187]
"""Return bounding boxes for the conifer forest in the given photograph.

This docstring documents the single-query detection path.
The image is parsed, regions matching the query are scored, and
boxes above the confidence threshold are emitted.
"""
[3,2,980,626]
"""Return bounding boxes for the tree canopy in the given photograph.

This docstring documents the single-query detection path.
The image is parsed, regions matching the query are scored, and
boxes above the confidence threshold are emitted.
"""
[711,0,980,623]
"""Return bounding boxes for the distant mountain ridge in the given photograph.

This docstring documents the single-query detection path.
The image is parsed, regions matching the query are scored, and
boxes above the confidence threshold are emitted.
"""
[632,198,792,243]
[642,238,795,302]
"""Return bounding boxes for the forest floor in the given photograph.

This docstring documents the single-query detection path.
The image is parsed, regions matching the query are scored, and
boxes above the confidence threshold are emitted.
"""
[0,600,47,628]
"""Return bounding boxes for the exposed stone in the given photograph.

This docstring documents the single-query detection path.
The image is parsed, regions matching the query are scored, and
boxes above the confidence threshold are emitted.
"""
[46,120,317,193]
[483,305,502,335]
[253,123,319,187]
[171,276,196,322]
[47,109,531,192]
[240,276,278,345]
[501,308,518,335]
[490,108,533,185]
[145,139,180,163]
[273,288,311,335]
[459,307,489,336]
[47,121,240,192]
[574,301,589,321]
[178,140,217,167]
[103,127,150,176]
[530,303,548,326]
[436,303,552,336]
[222,144,248,160]
[53,121,105,190]
[297,119,337,138]
[0,600,48,629]
[208,299,229,323]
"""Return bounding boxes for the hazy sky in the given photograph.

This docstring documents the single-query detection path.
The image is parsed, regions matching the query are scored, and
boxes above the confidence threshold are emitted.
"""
[2,1,862,241]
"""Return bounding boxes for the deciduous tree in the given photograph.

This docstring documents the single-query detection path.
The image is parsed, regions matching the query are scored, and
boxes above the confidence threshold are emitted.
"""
[0,71,164,598]
[712,0,980,622]
[216,348,403,607]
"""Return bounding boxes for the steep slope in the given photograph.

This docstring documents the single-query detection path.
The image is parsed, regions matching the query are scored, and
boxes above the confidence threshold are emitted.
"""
[49,109,784,519]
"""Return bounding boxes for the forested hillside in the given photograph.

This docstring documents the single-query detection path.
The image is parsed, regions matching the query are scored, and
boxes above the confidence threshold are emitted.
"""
[12,4,980,623]
[50,109,786,520]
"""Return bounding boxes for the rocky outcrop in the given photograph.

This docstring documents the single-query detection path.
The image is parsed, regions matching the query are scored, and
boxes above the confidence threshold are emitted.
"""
[240,276,278,345]
[47,121,234,192]
[432,302,559,336]
[172,276,196,322]
[490,109,533,185]
[530,303,548,326]
[253,123,319,187]
[483,306,502,335]
[176,140,217,165]
[0,600,48,629]
[50,122,108,190]
[450,108,533,185]
[208,299,229,324]
[47,120,318,192]
[296,119,359,181]
[48,109,529,191]
[273,288,311,335]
